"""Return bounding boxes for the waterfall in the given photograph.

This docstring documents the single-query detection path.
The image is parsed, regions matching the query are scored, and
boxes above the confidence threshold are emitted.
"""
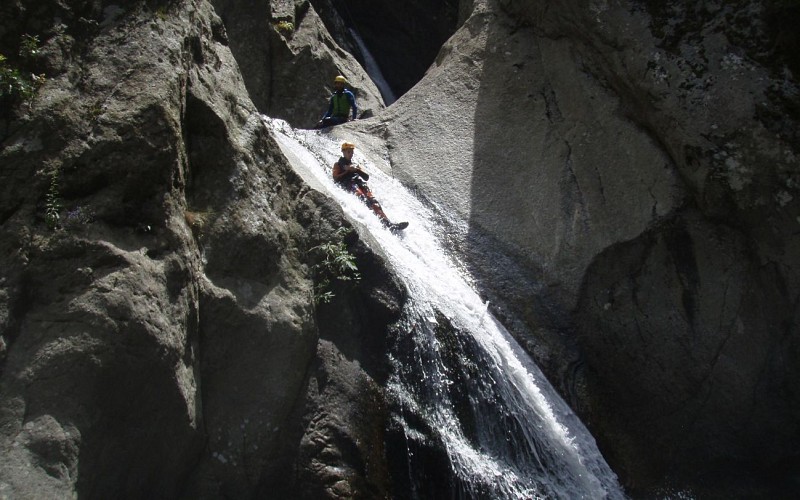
[266,117,625,499]
[349,28,398,105]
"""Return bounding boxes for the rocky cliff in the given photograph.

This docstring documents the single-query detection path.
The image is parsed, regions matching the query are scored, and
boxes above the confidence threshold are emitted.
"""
[346,0,798,496]
[208,0,385,127]
[309,0,461,100]
[1,0,798,497]
[0,0,402,498]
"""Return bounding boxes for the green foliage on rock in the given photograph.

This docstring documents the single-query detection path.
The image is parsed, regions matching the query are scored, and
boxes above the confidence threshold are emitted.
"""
[273,20,295,35]
[156,6,169,21]
[44,168,62,230]
[0,34,46,105]
[311,227,361,304]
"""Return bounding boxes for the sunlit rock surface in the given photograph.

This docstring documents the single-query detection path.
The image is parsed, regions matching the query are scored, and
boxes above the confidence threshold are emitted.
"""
[341,0,798,495]
[1,0,797,497]
[0,1,400,498]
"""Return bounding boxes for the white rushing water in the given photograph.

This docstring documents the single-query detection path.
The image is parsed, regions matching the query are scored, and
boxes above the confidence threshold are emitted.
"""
[349,28,397,105]
[266,117,625,499]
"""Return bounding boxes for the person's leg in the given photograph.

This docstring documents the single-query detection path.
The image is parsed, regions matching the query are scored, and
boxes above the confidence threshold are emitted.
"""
[341,181,357,194]
[355,185,390,222]
[321,116,347,127]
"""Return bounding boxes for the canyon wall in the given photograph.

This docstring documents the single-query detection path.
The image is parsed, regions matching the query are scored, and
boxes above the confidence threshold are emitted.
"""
[1,0,798,497]
[350,0,799,495]
[0,0,401,497]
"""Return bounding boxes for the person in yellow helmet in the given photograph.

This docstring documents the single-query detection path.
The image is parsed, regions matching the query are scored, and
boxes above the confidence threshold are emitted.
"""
[316,75,358,128]
[332,142,408,231]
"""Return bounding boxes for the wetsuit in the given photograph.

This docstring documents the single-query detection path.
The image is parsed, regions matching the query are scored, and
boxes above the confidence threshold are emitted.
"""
[332,156,390,223]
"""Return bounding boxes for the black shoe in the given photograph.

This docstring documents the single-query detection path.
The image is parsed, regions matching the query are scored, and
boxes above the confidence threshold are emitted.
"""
[388,221,409,232]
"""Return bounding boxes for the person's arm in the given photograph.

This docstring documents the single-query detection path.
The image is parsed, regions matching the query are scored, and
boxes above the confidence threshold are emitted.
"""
[323,95,334,119]
[348,91,357,120]
[332,161,343,181]
[333,161,368,182]
[332,162,350,182]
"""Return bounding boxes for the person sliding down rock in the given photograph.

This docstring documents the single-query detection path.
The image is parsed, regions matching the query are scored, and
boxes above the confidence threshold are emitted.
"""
[316,75,358,129]
[332,142,408,232]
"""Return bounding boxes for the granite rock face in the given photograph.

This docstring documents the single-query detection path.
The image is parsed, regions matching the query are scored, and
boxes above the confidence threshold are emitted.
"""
[209,0,385,127]
[350,0,799,495]
[0,1,402,498]
[1,0,798,497]
[310,0,461,99]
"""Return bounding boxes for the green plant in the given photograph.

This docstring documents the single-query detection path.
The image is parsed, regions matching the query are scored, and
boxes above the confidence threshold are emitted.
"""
[0,55,33,100]
[310,227,360,304]
[19,34,41,60]
[44,168,62,230]
[0,34,46,104]
[156,6,169,20]
[273,20,295,35]
[87,101,103,121]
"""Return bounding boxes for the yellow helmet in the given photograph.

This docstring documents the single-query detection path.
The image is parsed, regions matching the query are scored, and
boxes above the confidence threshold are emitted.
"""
[341,142,355,151]
[334,75,347,84]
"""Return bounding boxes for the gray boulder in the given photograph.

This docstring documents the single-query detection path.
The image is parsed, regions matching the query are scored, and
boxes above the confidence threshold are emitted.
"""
[349,0,799,495]
[0,0,401,498]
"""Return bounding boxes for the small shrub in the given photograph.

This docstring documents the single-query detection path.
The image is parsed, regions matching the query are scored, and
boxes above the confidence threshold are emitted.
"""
[0,55,34,101]
[44,169,62,230]
[19,34,41,60]
[85,99,104,121]
[273,20,295,35]
[311,227,360,304]
[0,34,46,105]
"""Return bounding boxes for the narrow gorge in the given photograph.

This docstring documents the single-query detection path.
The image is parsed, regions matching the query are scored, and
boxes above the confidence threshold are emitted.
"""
[0,0,798,498]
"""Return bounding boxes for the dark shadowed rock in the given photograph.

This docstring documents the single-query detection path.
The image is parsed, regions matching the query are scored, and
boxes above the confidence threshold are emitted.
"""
[577,211,800,496]
[291,224,404,499]
[342,0,799,495]
[310,0,460,99]
[0,0,404,498]
[2,0,798,497]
